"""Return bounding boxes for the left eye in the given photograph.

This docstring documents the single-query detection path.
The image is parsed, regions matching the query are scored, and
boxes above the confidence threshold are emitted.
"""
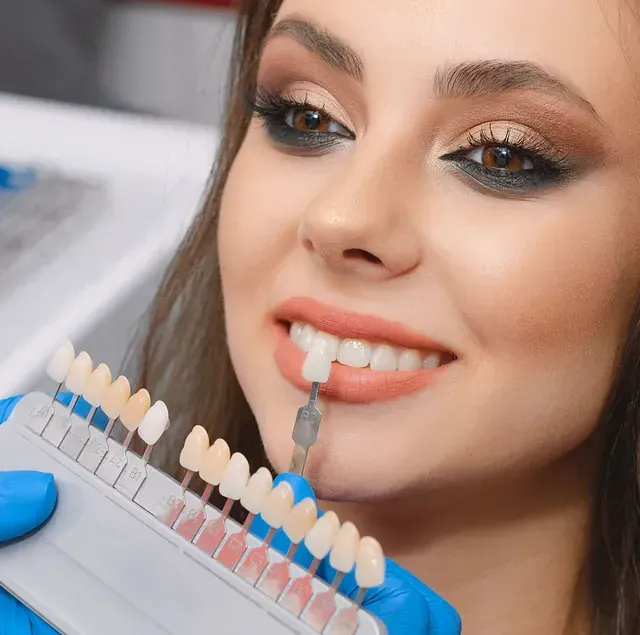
[284,108,348,136]
[466,145,534,171]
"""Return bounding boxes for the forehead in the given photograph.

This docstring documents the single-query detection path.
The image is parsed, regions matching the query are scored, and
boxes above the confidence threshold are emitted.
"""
[275,0,640,135]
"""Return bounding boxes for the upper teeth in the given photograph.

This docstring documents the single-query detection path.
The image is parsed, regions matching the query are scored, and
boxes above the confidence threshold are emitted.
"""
[290,321,442,372]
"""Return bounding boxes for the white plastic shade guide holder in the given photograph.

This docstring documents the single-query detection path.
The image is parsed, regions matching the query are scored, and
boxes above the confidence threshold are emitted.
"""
[0,391,387,635]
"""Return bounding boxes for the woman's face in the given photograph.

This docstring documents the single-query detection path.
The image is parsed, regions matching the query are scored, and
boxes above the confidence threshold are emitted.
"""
[219,0,640,501]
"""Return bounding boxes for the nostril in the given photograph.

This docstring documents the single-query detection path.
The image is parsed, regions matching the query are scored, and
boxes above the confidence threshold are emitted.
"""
[343,248,382,265]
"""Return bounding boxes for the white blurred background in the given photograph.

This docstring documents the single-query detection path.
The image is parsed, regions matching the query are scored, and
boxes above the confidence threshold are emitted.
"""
[0,1,237,397]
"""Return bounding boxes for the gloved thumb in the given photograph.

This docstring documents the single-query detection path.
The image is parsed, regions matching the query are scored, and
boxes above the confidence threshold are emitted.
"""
[0,471,57,542]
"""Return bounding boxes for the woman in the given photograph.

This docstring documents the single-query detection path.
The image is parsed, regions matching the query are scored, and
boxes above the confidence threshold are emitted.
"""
[3,0,640,633]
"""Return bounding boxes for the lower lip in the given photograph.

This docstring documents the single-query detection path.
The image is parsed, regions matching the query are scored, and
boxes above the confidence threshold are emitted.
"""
[273,323,448,404]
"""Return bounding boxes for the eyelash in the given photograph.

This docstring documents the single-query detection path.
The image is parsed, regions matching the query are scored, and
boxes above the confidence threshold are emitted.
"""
[251,88,575,193]
[251,88,354,152]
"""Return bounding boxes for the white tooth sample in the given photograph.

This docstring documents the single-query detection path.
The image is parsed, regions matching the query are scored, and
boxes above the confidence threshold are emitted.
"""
[199,438,231,485]
[179,425,210,471]
[218,452,250,500]
[101,376,131,419]
[282,498,318,544]
[423,352,441,369]
[355,536,386,588]
[137,400,169,445]
[315,331,339,360]
[260,482,294,528]
[337,339,372,368]
[305,511,340,560]
[370,344,399,371]
[302,336,333,383]
[240,467,273,514]
[290,322,305,348]
[398,349,423,370]
[329,521,360,572]
[119,389,151,432]
[83,364,112,406]
[299,324,316,352]
[46,341,75,384]
[64,352,93,394]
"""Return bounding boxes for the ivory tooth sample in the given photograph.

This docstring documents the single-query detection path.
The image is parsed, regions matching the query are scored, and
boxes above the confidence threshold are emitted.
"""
[304,521,360,631]
[64,351,93,413]
[258,498,318,599]
[77,376,132,474]
[211,467,273,565]
[175,438,230,541]
[83,364,112,424]
[279,511,340,617]
[119,389,152,441]
[179,425,210,491]
[355,536,386,596]
[236,481,294,585]
[302,336,334,383]
[159,424,209,527]
[136,400,170,460]
[101,376,132,438]
[328,537,387,635]
[45,341,75,403]
[42,351,93,446]
[58,363,112,459]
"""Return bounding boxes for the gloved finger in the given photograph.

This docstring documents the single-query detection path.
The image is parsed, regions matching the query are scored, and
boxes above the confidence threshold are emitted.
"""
[0,587,59,635]
[0,471,57,542]
[384,560,461,635]
[317,556,431,635]
[249,472,317,568]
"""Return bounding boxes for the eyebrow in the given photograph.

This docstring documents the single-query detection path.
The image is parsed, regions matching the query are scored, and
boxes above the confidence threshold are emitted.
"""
[266,18,601,123]
[266,17,365,82]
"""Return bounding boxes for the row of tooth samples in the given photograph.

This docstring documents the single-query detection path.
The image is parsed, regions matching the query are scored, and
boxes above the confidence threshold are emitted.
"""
[45,343,385,633]
[43,342,169,496]
[292,322,443,377]
[161,424,386,634]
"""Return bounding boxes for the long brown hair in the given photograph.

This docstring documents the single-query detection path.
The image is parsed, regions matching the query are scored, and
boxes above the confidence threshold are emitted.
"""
[136,2,640,632]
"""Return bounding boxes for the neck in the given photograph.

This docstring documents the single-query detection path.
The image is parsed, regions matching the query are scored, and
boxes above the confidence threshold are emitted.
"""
[324,444,597,635]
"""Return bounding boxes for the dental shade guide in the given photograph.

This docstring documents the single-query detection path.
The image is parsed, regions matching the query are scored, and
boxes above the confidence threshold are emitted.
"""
[0,343,387,635]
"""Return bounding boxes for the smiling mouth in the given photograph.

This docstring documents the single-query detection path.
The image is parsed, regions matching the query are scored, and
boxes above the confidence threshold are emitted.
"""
[272,298,457,404]
[287,321,455,371]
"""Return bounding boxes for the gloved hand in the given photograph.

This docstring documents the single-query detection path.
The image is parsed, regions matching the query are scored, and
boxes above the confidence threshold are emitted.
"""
[250,472,462,635]
[0,396,59,635]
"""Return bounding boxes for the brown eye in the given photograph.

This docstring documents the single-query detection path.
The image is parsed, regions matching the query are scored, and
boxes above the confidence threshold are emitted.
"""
[291,109,329,132]
[468,145,534,170]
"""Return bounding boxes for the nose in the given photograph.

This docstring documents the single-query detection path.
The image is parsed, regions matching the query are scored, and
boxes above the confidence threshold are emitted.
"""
[298,151,422,281]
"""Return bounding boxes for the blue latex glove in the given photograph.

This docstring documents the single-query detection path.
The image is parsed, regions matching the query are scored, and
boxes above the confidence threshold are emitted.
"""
[0,396,59,635]
[250,473,462,635]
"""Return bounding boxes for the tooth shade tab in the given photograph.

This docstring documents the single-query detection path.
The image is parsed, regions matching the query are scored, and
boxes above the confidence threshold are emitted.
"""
[260,482,294,529]
[119,390,151,431]
[282,498,318,544]
[199,438,231,485]
[355,536,386,588]
[64,352,93,394]
[240,467,273,515]
[304,511,340,560]
[101,376,131,419]
[83,364,112,407]
[329,521,360,573]
[302,336,333,383]
[46,341,75,383]
[218,452,250,500]
[179,425,210,471]
[137,401,169,445]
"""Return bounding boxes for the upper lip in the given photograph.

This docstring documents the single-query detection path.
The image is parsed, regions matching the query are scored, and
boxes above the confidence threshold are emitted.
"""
[272,297,453,353]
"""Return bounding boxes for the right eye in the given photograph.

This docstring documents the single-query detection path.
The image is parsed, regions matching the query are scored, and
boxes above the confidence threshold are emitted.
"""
[284,108,351,136]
